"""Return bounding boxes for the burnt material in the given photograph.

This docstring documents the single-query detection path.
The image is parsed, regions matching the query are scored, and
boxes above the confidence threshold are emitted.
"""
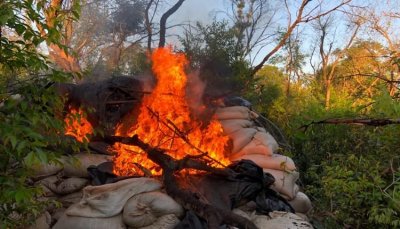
[105,135,294,229]
[55,77,144,135]
[105,135,257,229]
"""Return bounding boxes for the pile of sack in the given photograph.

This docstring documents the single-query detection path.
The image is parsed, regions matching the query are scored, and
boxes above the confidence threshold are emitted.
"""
[215,105,312,214]
[28,149,313,229]
[29,152,186,229]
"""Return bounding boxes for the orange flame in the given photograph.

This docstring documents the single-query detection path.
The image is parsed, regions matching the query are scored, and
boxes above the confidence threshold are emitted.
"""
[112,47,230,176]
[64,107,93,142]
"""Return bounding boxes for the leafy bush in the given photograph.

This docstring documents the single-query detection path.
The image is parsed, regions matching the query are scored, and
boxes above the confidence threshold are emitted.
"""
[0,0,80,227]
[266,86,400,228]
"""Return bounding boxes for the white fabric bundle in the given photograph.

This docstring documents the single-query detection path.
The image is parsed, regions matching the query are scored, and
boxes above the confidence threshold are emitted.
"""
[66,178,162,218]
[122,191,183,228]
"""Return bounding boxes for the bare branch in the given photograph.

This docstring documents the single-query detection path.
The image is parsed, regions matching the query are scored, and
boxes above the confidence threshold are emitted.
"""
[158,0,185,47]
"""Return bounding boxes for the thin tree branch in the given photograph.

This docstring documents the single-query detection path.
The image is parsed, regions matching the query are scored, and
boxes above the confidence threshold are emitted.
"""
[158,0,185,47]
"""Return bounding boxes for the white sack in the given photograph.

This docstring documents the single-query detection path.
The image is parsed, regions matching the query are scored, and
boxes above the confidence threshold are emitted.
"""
[230,154,296,171]
[123,191,184,228]
[46,177,88,195]
[62,153,113,178]
[135,214,180,229]
[228,128,257,154]
[24,211,51,229]
[36,175,59,197]
[263,169,299,200]
[66,178,162,218]
[252,211,313,229]
[219,119,254,135]
[288,192,312,214]
[215,106,253,120]
[30,162,62,180]
[53,212,126,229]
[59,191,83,208]
[232,132,278,159]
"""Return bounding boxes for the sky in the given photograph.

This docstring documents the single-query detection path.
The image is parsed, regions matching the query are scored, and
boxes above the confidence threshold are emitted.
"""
[159,0,399,74]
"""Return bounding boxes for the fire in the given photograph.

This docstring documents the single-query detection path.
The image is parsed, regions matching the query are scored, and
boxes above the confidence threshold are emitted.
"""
[64,107,93,142]
[113,47,230,176]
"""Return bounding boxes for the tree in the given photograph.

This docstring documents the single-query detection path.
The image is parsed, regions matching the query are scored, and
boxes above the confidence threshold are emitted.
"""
[250,0,354,77]
[311,14,361,109]
[35,0,82,76]
[269,31,307,96]
[0,0,80,227]
[360,5,400,97]
[180,20,251,97]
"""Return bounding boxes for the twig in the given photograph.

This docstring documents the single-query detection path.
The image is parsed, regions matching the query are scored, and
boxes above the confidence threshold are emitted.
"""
[300,118,400,131]
[106,100,139,105]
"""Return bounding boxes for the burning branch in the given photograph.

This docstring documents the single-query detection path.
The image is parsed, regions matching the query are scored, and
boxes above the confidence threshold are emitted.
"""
[105,135,257,229]
[146,107,227,168]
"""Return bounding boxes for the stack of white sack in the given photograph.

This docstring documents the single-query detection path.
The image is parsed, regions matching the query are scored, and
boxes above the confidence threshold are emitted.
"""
[52,177,184,229]
[215,106,312,214]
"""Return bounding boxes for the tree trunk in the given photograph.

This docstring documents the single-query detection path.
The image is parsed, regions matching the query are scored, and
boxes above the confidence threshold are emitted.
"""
[325,78,331,109]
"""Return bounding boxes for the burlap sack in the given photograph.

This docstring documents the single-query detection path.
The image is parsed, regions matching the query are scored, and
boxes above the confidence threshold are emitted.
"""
[122,191,183,228]
[30,162,63,180]
[263,169,299,200]
[53,212,126,229]
[252,211,313,229]
[230,154,296,171]
[59,191,83,208]
[136,214,180,229]
[215,106,252,120]
[219,119,254,135]
[24,212,51,229]
[288,192,312,214]
[232,132,278,159]
[228,128,258,154]
[36,175,59,197]
[62,153,113,178]
[66,178,162,218]
[46,177,88,195]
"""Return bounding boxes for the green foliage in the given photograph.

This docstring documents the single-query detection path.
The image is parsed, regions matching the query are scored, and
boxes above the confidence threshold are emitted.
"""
[0,0,81,227]
[264,84,400,228]
[179,20,252,96]
[235,49,400,228]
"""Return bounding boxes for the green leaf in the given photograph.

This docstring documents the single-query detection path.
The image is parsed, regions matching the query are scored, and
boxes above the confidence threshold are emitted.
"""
[14,189,30,203]
[16,140,27,153]
[9,135,17,149]
[24,151,38,166]
[35,147,48,163]
[14,24,25,35]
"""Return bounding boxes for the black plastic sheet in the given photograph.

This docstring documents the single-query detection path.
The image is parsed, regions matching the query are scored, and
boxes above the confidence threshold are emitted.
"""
[175,160,294,229]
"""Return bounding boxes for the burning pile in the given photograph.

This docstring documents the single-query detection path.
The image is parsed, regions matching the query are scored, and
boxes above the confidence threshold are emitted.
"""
[112,47,230,176]
[33,47,314,229]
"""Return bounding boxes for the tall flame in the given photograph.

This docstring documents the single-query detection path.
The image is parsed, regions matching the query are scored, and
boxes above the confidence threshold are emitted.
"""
[113,47,230,176]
